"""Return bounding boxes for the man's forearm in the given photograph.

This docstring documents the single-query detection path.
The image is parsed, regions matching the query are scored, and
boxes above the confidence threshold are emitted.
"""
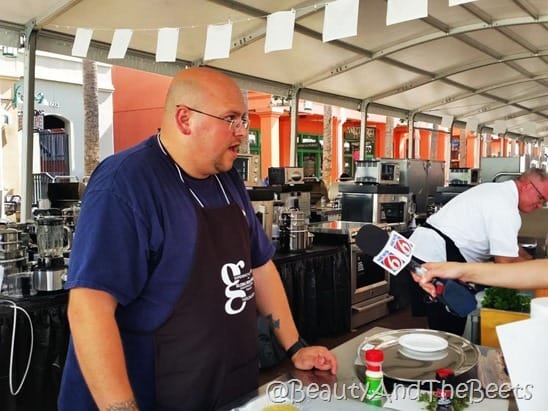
[68,288,137,411]
[253,260,299,350]
[464,260,548,289]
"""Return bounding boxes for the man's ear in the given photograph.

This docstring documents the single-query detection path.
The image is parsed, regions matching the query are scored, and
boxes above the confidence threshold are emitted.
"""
[175,106,191,135]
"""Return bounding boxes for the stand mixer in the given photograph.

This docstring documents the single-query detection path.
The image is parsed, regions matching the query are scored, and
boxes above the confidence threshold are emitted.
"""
[32,216,71,292]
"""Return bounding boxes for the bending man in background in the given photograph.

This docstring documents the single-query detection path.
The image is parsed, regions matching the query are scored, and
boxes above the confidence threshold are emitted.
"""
[407,167,547,335]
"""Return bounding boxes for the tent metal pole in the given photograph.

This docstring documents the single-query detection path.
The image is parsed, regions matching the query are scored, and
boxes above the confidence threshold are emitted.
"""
[21,22,38,223]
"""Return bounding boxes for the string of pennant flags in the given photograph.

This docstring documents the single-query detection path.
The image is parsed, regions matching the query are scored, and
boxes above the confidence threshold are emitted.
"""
[69,0,478,62]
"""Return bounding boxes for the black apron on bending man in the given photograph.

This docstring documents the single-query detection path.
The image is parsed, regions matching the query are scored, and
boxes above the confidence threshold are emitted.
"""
[409,222,468,336]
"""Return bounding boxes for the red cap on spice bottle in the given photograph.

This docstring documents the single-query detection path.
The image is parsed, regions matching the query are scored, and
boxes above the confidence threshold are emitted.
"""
[365,349,384,371]
[436,368,455,381]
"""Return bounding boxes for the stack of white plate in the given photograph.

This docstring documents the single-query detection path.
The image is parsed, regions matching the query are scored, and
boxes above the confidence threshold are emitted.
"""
[397,333,449,361]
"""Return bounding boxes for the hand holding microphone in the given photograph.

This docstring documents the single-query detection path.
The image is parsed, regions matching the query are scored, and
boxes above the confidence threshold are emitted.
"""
[354,224,477,318]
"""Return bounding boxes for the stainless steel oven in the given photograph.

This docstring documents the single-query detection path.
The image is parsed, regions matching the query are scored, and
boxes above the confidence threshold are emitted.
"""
[308,221,394,329]
[349,241,394,328]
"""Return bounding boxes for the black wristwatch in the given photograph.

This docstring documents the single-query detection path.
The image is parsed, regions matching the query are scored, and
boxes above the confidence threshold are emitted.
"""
[286,337,308,359]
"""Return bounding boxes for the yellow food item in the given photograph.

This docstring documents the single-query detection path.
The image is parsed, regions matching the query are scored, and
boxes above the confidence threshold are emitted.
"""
[262,405,298,411]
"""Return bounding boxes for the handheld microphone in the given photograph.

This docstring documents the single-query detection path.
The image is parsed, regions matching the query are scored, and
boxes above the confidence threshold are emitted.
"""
[355,224,477,318]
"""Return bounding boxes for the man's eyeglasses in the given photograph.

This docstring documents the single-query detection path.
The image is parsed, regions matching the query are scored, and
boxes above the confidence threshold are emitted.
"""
[176,105,249,131]
[529,180,547,205]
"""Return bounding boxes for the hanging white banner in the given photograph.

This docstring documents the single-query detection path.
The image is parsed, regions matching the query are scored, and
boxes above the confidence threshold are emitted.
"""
[386,0,427,26]
[204,22,233,61]
[323,0,359,42]
[449,0,478,6]
[108,29,133,59]
[156,28,179,62]
[265,10,296,53]
[72,28,93,57]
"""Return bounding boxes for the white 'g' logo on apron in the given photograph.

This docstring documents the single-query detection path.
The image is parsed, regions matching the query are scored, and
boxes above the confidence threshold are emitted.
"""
[221,260,254,315]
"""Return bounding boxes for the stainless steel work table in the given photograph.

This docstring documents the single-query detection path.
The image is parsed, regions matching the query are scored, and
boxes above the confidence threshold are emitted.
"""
[225,326,516,410]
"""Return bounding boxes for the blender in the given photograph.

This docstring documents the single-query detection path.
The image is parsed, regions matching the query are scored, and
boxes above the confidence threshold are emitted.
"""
[32,216,71,292]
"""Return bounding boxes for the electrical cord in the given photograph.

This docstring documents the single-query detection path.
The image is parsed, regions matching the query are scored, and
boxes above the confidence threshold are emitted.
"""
[0,299,34,396]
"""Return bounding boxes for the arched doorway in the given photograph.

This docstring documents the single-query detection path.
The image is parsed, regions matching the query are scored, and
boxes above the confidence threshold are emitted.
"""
[33,114,71,203]
[40,115,70,175]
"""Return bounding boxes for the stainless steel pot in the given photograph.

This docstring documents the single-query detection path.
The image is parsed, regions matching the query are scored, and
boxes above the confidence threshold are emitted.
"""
[0,240,22,253]
[289,230,309,251]
[0,228,21,243]
[0,248,25,260]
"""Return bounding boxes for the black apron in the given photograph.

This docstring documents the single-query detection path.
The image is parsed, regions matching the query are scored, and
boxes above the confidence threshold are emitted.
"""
[153,176,258,410]
[411,222,468,335]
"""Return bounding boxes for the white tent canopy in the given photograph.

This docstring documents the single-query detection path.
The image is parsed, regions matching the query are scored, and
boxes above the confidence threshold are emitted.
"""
[2,0,548,219]
[2,0,548,136]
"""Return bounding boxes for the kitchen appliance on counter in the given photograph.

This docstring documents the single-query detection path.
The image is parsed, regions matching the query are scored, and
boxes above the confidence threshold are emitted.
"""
[389,159,445,218]
[279,209,312,252]
[234,154,261,187]
[62,203,81,233]
[47,181,83,209]
[308,221,394,328]
[338,182,409,231]
[354,160,400,185]
[4,194,21,221]
[448,167,480,186]
[0,226,31,297]
[248,186,275,240]
[32,216,71,292]
[269,183,312,221]
[268,167,304,185]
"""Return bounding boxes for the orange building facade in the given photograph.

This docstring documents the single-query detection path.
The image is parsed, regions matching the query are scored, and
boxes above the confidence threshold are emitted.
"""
[112,66,508,184]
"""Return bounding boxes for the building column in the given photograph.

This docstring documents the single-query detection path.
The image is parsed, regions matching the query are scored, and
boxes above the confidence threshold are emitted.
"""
[255,110,282,179]
[384,117,394,158]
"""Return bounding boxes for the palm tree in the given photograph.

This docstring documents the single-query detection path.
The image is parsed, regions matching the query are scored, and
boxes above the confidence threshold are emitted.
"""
[83,59,99,176]
[322,104,332,187]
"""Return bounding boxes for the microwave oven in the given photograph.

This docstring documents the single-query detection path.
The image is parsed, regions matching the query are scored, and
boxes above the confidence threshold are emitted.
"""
[268,167,304,185]
[233,154,261,186]
[354,160,400,184]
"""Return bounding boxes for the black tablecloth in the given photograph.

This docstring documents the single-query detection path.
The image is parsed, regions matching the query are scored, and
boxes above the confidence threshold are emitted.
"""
[274,245,350,341]
[0,292,69,411]
[259,245,350,368]
[0,247,351,405]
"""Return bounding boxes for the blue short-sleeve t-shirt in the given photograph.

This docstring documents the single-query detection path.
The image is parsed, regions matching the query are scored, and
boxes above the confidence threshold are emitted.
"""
[59,135,275,409]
